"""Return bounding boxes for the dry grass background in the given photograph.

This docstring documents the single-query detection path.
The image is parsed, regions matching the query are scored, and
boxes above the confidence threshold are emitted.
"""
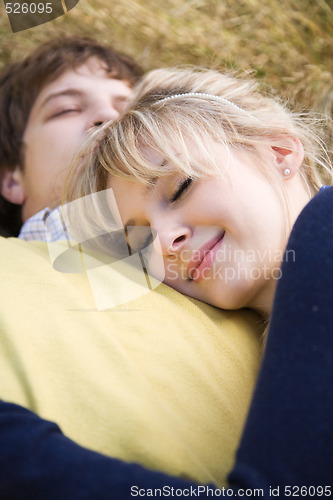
[0,0,332,114]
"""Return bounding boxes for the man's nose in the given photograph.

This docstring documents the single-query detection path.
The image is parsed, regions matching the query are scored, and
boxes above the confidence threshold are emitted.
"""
[87,104,120,129]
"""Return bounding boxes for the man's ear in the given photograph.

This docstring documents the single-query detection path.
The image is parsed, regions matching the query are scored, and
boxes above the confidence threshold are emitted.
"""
[0,167,25,205]
[271,137,304,179]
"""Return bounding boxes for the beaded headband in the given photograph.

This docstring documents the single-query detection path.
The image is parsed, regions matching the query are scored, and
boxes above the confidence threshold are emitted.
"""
[153,92,249,116]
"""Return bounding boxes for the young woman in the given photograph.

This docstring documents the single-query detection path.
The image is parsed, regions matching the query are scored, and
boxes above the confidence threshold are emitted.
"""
[65,67,332,319]
[57,67,333,493]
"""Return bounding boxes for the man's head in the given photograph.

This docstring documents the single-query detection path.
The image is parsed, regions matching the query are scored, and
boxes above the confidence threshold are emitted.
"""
[0,35,143,234]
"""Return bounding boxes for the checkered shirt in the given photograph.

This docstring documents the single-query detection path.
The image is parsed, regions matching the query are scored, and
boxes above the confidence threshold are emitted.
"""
[18,207,68,242]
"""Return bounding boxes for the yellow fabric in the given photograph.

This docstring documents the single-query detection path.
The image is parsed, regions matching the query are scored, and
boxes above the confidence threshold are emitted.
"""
[0,237,263,486]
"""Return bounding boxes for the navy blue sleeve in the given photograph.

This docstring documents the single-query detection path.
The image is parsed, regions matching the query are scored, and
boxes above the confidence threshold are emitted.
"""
[229,186,333,491]
[1,188,332,499]
[0,400,198,499]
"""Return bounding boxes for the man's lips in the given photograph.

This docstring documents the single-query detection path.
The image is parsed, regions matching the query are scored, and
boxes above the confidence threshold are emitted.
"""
[187,232,225,281]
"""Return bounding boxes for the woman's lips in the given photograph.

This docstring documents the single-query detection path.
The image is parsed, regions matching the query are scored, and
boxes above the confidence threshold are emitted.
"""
[187,232,225,282]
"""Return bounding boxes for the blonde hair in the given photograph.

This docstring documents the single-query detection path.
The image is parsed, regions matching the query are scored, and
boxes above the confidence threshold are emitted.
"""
[64,67,333,242]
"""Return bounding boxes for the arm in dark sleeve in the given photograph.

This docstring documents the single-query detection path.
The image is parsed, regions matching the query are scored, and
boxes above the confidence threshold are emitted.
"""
[0,400,197,500]
[229,187,333,490]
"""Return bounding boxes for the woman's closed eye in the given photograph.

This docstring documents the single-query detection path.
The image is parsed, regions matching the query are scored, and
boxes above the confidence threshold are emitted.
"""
[170,177,193,203]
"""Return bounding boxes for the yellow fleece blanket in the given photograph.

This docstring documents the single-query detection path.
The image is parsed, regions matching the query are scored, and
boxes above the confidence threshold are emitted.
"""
[0,237,263,486]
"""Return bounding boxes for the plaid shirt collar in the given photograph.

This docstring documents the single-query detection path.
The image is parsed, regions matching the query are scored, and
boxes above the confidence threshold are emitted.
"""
[18,207,68,242]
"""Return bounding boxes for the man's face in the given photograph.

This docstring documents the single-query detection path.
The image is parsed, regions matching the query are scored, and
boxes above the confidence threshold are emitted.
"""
[19,58,132,221]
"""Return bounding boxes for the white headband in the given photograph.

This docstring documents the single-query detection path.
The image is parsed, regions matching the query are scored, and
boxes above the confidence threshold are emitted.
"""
[153,92,250,116]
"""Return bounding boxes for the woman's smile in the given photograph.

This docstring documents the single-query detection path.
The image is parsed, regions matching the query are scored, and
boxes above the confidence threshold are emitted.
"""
[187,232,225,282]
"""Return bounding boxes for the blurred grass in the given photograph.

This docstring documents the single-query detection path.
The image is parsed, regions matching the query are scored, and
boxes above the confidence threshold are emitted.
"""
[0,0,332,114]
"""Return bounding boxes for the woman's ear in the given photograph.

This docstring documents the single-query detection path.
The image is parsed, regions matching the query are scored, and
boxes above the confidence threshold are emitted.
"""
[271,137,304,179]
[0,167,25,205]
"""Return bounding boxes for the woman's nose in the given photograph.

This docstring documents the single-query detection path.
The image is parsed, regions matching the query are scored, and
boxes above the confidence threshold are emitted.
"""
[155,225,191,256]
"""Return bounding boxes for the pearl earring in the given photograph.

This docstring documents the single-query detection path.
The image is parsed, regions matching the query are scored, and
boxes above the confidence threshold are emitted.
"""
[283,168,291,176]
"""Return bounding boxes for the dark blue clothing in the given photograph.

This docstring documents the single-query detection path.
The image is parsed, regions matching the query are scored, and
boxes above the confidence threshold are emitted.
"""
[1,188,333,499]
[229,185,333,491]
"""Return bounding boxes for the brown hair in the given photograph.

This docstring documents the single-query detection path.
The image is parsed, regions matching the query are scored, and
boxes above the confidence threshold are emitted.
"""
[0,35,143,235]
[0,35,143,171]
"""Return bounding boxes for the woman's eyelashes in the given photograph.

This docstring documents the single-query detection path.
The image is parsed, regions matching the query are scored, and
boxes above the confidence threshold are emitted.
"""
[170,177,193,203]
[121,177,194,254]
